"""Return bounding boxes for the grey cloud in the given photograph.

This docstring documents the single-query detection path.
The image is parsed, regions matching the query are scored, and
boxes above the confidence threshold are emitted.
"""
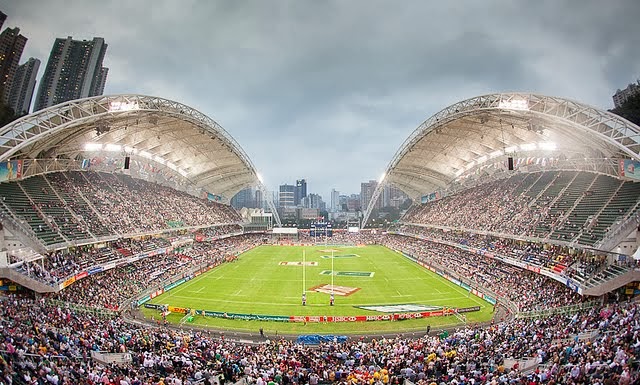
[2,0,638,199]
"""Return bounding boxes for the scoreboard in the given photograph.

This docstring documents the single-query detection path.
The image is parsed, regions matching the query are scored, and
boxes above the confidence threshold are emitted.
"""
[310,222,332,237]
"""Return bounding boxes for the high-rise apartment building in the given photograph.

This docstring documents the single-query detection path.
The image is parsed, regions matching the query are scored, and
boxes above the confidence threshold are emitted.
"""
[8,57,39,114]
[361,180,382,210]
[295,179,307,206]
[330,189,340,212]
[613,80,640,108]
[0,26,27,105]
[34,36,108,111]
[0,11,7,31]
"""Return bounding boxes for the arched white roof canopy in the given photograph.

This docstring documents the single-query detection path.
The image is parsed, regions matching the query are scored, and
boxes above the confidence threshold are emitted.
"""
[362,93,640,228]
[0,94,281,225]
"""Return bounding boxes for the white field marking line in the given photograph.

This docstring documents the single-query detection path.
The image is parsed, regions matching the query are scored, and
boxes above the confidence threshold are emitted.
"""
[168,295,312,307]
[188,287,205,294]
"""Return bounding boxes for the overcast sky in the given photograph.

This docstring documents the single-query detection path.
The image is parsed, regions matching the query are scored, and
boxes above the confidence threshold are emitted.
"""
[3,0,639,200]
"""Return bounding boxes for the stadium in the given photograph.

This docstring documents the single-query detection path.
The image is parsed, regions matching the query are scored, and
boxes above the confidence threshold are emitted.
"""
[1,92,639,384]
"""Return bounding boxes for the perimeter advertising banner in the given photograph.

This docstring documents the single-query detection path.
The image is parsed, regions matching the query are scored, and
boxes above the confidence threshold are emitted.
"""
[619,159,640,181]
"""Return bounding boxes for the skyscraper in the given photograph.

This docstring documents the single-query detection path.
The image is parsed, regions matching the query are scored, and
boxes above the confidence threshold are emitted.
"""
[8,57,39,114]
[279,184,295,207]
[0,26,27,105]
[330,189,340,212]
[295,179,307,206]
[34,36,108,111]
[231,187,255,209]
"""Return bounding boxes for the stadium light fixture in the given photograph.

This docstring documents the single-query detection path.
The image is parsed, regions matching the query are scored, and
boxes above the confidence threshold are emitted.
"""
[84,142,102,151]
[104,144,121,152]
[538,142,557,151]
[498,98,529,111]
[520,143,537,151]
[109,101,139,112]
[257,172,263,183]
[379,172,386,183]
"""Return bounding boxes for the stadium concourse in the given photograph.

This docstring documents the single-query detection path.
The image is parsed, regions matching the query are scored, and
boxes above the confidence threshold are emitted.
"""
[0,93,639,384]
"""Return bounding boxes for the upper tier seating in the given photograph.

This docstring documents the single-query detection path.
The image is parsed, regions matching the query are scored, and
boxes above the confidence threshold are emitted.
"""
[403,170,639,245]
[0,171,242,247]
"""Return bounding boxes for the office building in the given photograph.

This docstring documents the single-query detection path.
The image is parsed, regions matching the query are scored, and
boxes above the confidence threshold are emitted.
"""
[35,36,108,111]
[295,179,307,206]
[8,57,39,114]
[279,184,295,207]
[0,26,27,105]
[231,187,254,209]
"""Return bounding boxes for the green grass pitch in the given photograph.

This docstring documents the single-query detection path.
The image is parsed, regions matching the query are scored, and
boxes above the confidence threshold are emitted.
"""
[142,245,494,334]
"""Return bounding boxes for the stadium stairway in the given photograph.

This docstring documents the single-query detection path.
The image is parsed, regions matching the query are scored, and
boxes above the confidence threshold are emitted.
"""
[579,264,640,297]
[0,267,57,293]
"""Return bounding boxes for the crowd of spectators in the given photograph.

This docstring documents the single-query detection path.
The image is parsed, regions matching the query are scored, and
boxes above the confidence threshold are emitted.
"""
[49,234,265,311]
[392,225,612,281]
[403,175,543,238]
[12,226,243,286]
[5,171,242,245]
[382,234,586,313]
[1,294,637,385]
[402,171,631,245]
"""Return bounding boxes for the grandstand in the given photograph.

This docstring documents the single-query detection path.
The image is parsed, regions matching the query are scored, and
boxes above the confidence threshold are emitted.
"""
[0,92,639,384]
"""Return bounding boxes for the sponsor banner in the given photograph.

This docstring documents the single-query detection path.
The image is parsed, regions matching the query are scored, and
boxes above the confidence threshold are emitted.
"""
[279,261,318,266]
[61,276,76,289]
[168,306,187,314]
[75,271,88,280]
[149,288,164,299]
[201,310,289,322]
[336,271,374,277]
[456,306,481,313]
[357,304,443,313]
[127,256,141,264]
[320,254,359,259]
[289,309,454,323]
[88,266,103,275]
[312,284,360,296]
[526,265,541,273]
[460,282,471,290]
[566,279,581,294]
[0,160,23,182]
[137,295,151,305]
[103,262,116,270]
[402,252,417,261]
[484,295,497,305]
[144,303,161,309]
[619,159,640,181]
[164,278,186,291]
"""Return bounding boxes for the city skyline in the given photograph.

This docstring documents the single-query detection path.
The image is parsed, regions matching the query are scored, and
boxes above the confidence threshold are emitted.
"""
[2,1,639,197]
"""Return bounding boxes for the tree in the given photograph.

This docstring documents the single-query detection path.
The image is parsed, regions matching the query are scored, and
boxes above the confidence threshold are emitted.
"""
[0,103,20,127]
[399,198,413,211]
[610,93,640,126]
